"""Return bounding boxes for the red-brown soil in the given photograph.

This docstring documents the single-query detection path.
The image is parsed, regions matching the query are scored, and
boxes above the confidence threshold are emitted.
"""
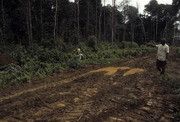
[0,54,17,66]
[0,53,180,121]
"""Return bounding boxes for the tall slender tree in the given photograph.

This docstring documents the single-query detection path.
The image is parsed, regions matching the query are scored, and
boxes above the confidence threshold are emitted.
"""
[86,0,90,37]
[40,0,43,43]
[98,0,102,41]
[103,0,106,40]
[54,0,58,42]
[95,0,98,37]
[26,0,33,46]
[111,0,116,44]
[1,0,5,46]
[120,0,130,42]
[77,0,80,41]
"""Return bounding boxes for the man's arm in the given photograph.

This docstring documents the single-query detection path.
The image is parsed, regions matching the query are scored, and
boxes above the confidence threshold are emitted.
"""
[166,53,169,60]
[166,46,169,60]
[147,43,157,47]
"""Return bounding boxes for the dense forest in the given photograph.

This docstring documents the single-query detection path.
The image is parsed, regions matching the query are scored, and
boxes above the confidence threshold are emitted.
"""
[0,0,180,87]
[0,0,179,46]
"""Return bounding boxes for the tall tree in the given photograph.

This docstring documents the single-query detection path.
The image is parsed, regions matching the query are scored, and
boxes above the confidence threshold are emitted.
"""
[95,0,98,37]
[73,0,80,42]
[111,0,116,44]
[172,0,180,16]
[77,0,80,41]
[103,0,106,40]
[54,0,58,42]
[40,0,43,43]
[98,0,102,41]
[27,0,33,46]
[145,0,159,41]
[126,6,138,42]
[86,0,90,37]
[0,0,5,46]
[138,15,147,43]
[119,0,130,42]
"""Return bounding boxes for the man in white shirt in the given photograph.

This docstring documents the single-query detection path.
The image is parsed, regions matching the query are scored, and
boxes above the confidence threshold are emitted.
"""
[155,38,169,75]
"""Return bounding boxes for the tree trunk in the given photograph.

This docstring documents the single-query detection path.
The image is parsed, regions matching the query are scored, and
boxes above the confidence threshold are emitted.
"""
[40,0,43,43]
[111,0,115,44]
[77,0,80,42]
[1,0,5,46]
[98,0,102,41]
[103,0,106,40]
[54,0,58,42]
[26,0,33,46]
[153,20,155,41]
[156,13,158,42]
[26,7,30,46]
[123,25,125,42]
[151,19,154,41]
[131,23,134,42]
[29,0,33,45]
[86,0,90,37]
[95,0,98,37]
[172,26,176,46]
[138,15,146,43]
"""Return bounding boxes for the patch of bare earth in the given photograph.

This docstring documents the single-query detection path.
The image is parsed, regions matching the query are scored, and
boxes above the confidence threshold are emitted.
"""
[0,53,179,121]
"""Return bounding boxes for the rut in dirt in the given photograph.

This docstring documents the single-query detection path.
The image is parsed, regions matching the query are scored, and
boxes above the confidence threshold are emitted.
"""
[0,53,179,121]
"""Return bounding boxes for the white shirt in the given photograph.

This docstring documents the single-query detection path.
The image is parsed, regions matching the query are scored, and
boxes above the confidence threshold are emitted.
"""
[156,44,169,61]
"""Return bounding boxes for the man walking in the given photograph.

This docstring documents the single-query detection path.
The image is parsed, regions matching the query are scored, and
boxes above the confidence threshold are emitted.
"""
[155,38,169,75]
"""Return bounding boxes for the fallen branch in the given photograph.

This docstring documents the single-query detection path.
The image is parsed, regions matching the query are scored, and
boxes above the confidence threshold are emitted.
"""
[76,111,84,122]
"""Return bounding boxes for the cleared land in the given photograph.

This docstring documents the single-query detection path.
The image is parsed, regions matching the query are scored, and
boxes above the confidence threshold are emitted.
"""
[0,53,179,121]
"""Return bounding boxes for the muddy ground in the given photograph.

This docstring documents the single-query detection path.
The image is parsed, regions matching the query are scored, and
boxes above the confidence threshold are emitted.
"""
[0,53,180,122]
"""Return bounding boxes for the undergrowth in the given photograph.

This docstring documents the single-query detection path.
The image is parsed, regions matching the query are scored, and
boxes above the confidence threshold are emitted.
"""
[0,41,156,88]
[159,74,180,119]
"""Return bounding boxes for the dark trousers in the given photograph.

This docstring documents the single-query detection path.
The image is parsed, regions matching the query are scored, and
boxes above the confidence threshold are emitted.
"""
[156,60,167,74]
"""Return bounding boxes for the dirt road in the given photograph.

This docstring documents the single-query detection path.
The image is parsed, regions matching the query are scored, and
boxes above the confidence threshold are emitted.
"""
[0,53,179,121]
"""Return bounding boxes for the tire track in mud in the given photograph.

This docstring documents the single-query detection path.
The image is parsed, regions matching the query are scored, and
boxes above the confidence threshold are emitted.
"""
[0,54,154,121]
[1,53,179,121]
[54,55,153,121]
[0,72,92,103]
[0,54,152,103]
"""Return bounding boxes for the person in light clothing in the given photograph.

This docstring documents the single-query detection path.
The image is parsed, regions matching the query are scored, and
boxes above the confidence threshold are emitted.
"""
[76,48,83,60]
[155,38,169,75]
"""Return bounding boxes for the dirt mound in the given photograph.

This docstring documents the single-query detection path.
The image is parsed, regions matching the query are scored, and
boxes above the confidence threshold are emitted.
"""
[0,53,17,66]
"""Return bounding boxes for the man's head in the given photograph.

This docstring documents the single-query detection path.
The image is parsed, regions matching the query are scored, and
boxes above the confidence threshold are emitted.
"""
[160,38,166,45]
[77,48,81,52]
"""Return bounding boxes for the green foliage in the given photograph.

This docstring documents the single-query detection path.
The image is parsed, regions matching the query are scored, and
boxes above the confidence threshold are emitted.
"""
[160,74,180,95]
[159,73,180,118]
[118,41,139,48]
[174,47,180,58]
[67,59,79,69]
[0,44,156,88]
[98,41,111,50]
[0,64,31,88]
[87,36,98,52]
[41,39,55,49]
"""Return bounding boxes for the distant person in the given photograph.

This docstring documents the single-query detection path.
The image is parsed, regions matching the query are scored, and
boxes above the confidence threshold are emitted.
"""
[76,47,83,60]
[149,38,169,75]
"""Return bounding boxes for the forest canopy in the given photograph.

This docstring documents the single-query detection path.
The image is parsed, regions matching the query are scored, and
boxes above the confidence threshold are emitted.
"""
[0,0,179,47]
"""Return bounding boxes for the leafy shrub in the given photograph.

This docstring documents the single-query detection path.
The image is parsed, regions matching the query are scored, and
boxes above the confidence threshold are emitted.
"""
[41,39,55,48]
[87,36,98,52]
[119,41,139,48]
[98,41,111,50]
[0,43,156,88]
[174,47,180,58]
[0,64,31,88]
